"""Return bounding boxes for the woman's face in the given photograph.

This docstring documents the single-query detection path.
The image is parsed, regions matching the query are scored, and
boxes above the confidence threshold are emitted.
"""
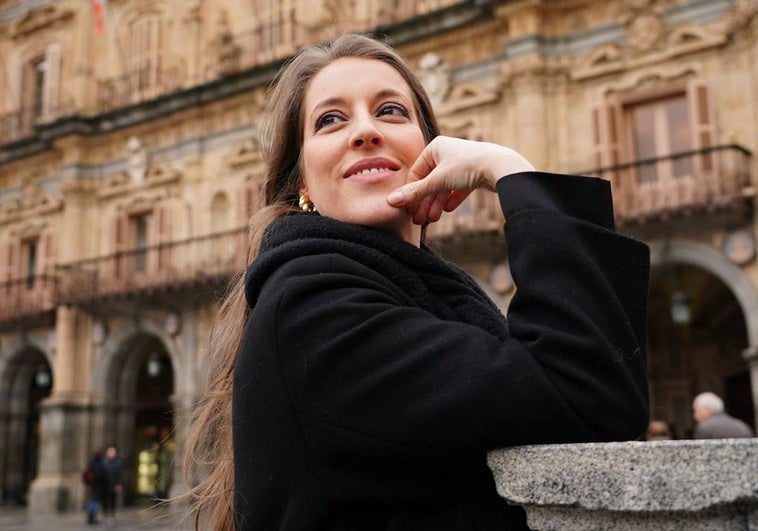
[301,57,426,245]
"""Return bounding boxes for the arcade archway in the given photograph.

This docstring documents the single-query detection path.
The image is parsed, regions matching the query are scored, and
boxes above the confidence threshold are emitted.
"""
[648,262,754,438]
[101,333,174,504]
[0,348,52,505]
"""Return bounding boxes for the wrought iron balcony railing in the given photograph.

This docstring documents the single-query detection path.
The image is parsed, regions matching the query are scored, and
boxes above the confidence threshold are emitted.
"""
[0,104,72,146]
[0,275,58,327]
[210,0,466,79]
[97,65,186,113]
[583,144,754,224]
[56,228,247,305]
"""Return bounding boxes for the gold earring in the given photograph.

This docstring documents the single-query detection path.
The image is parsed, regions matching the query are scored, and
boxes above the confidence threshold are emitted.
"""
[299,192,316,212]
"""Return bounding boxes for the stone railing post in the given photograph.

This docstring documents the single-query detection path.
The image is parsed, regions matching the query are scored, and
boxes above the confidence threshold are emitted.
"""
[488,439,758,530]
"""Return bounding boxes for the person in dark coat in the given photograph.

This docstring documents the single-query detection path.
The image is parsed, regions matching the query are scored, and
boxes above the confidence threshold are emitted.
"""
[102,446,123,526]
[83,450,106,524]
[693,392,754,439]
[182,34,650,530]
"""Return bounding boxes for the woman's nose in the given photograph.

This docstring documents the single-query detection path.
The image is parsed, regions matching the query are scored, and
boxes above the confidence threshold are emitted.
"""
[350,116,383,148]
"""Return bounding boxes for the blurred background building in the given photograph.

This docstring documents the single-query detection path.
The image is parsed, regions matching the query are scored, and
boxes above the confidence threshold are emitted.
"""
[0,0,755,514]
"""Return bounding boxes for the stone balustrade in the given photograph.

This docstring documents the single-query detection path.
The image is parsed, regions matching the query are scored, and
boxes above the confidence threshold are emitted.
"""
[488,439,758,530]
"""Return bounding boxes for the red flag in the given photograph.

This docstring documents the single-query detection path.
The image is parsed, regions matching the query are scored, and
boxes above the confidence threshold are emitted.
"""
[93,0,106,36]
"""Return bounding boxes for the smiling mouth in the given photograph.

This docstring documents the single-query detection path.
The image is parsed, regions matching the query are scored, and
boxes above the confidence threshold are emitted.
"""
[350,167,393,177]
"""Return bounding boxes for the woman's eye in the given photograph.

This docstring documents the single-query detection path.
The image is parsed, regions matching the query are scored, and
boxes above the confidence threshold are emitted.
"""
[378,103,409,118]
[315,113,342,131]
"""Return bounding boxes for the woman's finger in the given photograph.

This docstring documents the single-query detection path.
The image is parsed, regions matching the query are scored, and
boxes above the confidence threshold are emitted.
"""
[444,190,472,212]
[413,193,436,225]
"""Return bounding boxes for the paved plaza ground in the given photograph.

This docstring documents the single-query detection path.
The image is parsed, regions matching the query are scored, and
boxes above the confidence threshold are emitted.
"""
[0,504,193,531]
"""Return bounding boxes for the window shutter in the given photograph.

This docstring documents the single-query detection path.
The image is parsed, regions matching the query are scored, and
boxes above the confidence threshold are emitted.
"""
[43,43,61,120]
[687,80,717,178]
[156,202,172,271]
[591,102,623,180]
[111,212,127,280]
[0,239,20,311]
[38,231,55,275]
[7,238,20,281]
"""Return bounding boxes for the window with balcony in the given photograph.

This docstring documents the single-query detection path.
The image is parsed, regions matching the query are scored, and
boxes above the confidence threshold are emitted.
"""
[129,16,162,100]
[253,0,294,58]
[20,44,61,126]
[112,204,172,284]
[592,81,719,219]
[626,93,692,183]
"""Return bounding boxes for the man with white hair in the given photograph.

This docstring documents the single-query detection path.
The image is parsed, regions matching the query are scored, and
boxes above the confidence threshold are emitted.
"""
[692,392,754,439]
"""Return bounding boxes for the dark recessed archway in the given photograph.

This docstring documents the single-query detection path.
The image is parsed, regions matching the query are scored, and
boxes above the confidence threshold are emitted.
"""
[101,334,174,505]
[648,263,754,438]
[0,348,52,505]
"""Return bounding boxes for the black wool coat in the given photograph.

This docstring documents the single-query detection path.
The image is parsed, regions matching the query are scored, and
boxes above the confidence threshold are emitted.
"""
[233,172,650,530]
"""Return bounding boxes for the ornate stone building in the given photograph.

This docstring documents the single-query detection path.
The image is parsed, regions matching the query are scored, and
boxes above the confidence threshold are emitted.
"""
[0,0,755,514]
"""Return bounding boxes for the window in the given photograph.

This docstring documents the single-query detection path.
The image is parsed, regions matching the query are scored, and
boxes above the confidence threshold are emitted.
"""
[129,16,162,99]
[593,81,715,184]
[21,237,38,289]
[626,93,692,183]
[254,0,294,55]
[130,212,150,273]
[32,58,46,119]
[21,44,61,125]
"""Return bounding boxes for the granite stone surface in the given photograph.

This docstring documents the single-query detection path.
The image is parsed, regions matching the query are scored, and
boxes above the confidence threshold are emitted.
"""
[487,439,758,530]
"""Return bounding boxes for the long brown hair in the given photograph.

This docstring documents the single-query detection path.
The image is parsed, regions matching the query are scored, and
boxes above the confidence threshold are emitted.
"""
[182,33,439,530]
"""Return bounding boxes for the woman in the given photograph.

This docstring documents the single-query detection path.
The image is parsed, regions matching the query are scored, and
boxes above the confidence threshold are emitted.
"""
[184,34,650,530]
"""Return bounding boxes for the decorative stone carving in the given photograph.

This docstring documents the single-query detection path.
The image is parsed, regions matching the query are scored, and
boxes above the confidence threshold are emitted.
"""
[626,13,664,54]
[438,81,501,116]
[618,0,665,55]
[145,164,180,182]
[727,0,758,35]
[418,52,451,108]
[127,136,150,185]
[226,135,262,169]
[9,5,74,38]
[105,172,130,189]
[21,182,43,208]
[0,179,62,224]
[573,4,726,82]
[723,229,756,266]
[123,193,163,215]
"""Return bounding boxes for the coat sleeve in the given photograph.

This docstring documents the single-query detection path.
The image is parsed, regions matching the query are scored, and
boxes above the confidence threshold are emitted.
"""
[265,172,650,458]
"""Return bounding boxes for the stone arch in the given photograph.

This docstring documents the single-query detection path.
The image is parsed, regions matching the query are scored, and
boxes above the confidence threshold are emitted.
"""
[0,344,52,504]
[650,239,758,346]
[92,318,183,400]
[91,319,180,503]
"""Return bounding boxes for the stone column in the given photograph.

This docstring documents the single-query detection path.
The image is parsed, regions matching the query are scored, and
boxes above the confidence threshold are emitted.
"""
[742,345,758,430]
[168,392,195,500]
[28,306,91,515]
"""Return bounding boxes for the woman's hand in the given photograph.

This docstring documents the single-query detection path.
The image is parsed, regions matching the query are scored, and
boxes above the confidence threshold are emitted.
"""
[387,136,535,225]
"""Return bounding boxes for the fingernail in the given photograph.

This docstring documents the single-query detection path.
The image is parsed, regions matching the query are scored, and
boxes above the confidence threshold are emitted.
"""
[387,190,405,206]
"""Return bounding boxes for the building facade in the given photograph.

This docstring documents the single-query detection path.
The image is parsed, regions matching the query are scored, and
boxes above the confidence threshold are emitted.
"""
[0,0,755,513]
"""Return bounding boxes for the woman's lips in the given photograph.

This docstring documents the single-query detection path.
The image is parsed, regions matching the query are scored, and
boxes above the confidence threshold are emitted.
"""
[343,157,400,179]
[345,167,398,183]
